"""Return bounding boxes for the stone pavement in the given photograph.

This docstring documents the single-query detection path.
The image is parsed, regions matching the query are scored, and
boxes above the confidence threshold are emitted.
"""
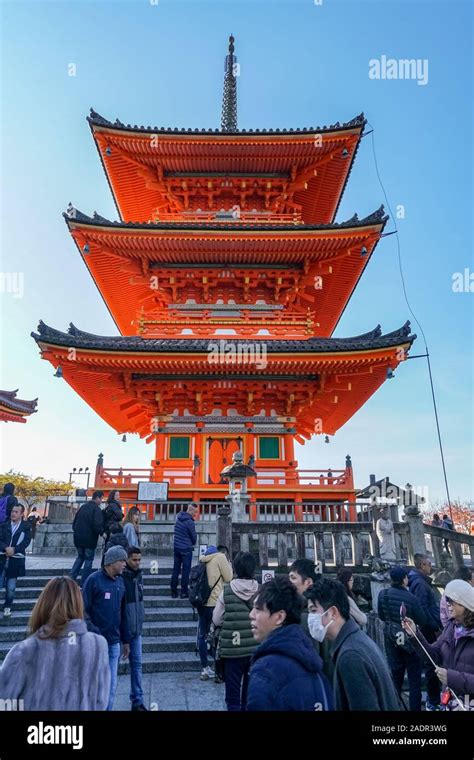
[113,672,226,711]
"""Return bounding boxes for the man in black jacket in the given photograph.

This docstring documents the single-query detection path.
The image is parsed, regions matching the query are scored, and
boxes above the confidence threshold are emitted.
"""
[408,554,442,709]
[122,546,147,711]
[0,505,31,617]
[70,491,104,586]
[378,566,427,711]
[306,578,402,711]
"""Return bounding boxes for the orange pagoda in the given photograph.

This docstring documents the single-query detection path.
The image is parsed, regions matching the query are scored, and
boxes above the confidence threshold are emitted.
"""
[32,37,415,521]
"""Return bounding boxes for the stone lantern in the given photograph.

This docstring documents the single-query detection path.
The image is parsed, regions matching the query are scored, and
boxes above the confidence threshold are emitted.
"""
[220,450,256,522]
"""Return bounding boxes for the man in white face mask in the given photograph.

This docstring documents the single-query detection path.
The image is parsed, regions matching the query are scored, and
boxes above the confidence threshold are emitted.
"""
[307,605,336,643]
[305,578,402,711]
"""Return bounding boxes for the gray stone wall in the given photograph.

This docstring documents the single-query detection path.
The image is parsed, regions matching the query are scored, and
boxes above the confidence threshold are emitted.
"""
[33,522,217,556]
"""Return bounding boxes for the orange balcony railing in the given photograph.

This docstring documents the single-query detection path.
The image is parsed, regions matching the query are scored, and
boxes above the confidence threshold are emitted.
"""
[95,464,352,491]
[150,210,303,225]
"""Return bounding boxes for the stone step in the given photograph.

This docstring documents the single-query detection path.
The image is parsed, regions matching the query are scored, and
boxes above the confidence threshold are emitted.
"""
[0,635,197,660]
[0,564,201,675]
[0,608,197,626]
[6,596,192,611]
[0,619,199,643]
[118,652,202,674]
[7,586,186,600]
[14,574,173,587]
[0,639,202,674]
[20,567,173,578]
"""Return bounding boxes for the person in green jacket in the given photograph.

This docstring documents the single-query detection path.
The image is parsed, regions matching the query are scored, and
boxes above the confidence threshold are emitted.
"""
[212,552,259,711]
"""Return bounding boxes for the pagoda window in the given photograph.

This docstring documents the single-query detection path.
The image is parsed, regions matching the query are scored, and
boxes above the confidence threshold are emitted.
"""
[259,436,280,459]
[169,436,190,459]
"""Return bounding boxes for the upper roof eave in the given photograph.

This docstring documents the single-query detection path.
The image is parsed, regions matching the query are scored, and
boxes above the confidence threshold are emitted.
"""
[87,109,367,138]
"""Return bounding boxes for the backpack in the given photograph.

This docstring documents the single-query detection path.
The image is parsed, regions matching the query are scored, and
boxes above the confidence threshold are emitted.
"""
[102,505,115,534]
[188,562,222,608]
[0,496,9,524]
[379,590,414,653]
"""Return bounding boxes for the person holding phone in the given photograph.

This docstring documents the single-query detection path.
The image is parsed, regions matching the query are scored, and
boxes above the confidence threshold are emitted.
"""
[402,579,474,711]
[378,566,426,710]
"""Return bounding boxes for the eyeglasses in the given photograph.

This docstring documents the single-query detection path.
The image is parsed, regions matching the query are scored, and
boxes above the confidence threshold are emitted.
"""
[445,597,454,605]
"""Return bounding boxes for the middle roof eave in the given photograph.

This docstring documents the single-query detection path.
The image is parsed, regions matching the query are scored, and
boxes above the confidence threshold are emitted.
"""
[64,206,388,234]
[32,320,415,354]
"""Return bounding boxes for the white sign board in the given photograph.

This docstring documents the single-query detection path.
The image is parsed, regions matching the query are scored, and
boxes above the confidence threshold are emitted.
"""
[137,481,169,502]
[199,544,208,558]
[262,569,275,584]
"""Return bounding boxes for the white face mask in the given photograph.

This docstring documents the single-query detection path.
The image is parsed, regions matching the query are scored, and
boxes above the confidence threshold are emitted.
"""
[308,610,333,642]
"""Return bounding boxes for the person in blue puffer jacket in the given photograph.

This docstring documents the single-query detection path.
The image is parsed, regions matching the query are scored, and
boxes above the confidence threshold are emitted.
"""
[408,554,442,710]
[171,504,197,599]
[246,575,333,711]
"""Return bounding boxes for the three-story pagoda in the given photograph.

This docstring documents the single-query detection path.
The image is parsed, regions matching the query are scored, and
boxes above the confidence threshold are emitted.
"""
[32,37,415,520]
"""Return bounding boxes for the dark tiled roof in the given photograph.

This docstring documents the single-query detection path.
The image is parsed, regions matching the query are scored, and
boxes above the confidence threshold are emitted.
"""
[357,477,425,504]
[32,321,415,354]
[0,390,38,414]
[64,205,388,232]
[87,109,366,137]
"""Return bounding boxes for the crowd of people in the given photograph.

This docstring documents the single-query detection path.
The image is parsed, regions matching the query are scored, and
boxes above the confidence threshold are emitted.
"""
[0,493,473,712]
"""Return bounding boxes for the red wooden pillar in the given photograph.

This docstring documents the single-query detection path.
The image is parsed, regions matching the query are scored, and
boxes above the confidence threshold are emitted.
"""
[154,432,166,480]
[284,429,298,486]
[294,495,303,522]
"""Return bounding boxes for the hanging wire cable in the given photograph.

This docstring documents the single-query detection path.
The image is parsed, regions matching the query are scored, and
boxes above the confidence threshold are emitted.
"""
[366,121,453,520]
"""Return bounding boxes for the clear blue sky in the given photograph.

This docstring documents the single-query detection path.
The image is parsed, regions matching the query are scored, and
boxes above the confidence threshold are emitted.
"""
[1,0,472,504]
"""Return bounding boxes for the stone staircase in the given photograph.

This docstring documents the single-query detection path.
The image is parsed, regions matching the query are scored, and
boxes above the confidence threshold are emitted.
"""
[0,568,201,674]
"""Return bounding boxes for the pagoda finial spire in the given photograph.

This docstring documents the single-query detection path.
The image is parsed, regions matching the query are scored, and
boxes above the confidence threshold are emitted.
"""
[221,34,238,132]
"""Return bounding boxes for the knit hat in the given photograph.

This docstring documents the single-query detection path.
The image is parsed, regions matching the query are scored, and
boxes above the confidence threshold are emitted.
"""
[445,579,474,612]
[104,546,128,565]
[390,566,408,585]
